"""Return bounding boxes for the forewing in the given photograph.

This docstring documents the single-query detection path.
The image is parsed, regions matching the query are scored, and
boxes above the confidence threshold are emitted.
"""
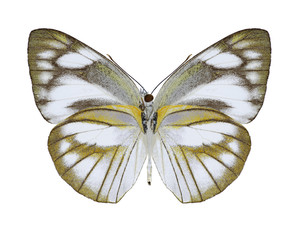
[152,105,251,203]
[48,105,146,203]
[28,29,141,124]
[153,29,271,124]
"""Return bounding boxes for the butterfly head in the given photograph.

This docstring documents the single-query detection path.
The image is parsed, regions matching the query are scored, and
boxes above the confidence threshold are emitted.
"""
[139,90,154,110]
[143,94,154,115]
[144,94,154,103]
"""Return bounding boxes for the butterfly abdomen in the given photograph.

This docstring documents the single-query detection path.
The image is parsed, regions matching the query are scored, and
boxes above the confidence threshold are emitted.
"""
[141,112,148,133]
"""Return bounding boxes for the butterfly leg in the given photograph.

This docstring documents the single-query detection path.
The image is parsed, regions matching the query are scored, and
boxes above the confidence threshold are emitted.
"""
[147,158,152,185]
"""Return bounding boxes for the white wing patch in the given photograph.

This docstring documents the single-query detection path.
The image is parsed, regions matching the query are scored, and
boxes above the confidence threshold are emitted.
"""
[73,126,137,147]
[38,50,56,59]
[172,74,263,123]
[243,50,261,59]
[35,74,127,123]
[56,52,94,68]
[36,60,54,70]
[38,72,54,84]
[204,52,243,68]
[245,60,262,70]
[246,72,260,84]
[198,47,221,61]
[48,40,66,49]
[61,153,80,167]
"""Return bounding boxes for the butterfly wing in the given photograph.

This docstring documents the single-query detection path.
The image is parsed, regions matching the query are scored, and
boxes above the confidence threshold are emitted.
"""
[151,29,270,202]
[151,105,250,203]
[153,29,271,124]
[48,105,147,203]
[28,29,141,124]
[28,29,146,202]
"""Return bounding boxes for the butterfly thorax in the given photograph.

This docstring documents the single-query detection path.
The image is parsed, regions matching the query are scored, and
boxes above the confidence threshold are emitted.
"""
[143,100,154,133]
[139,91,155,133]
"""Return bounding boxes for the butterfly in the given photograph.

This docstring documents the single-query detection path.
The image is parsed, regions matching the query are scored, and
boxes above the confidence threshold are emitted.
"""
[28,28,271,203]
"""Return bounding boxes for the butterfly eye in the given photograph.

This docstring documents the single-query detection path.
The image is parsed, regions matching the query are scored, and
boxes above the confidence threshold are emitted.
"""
[144,94,154,102]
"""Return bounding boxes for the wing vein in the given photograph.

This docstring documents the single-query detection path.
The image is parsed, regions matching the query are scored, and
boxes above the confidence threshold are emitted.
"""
[106,147,127,200]
[171,146,193,200]
[48,126,115,147]
[202,146,237,176]
[46,33,70,47]
[189,126,250,146]
[194,153,221,191]
[40,94,114,102]
[53,143,83,162]
[189,94,257,102]
[180,147,203,201]
[116,132,141,200]
[158,132,183,200]
[61,147,96,177]
[160,138,166,177]
[96,146,119,202]
[213,142,246,162]
[78,153,104,192]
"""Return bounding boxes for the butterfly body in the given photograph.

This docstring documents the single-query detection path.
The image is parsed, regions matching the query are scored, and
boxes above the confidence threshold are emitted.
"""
[28,28,270,203]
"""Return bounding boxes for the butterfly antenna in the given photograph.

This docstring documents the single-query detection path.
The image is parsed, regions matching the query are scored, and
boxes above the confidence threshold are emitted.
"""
[150,54,192,94]
[107,54,147,92]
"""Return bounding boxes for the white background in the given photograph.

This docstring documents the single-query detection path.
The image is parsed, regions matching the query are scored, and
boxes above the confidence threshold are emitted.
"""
[1,0,298,239]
